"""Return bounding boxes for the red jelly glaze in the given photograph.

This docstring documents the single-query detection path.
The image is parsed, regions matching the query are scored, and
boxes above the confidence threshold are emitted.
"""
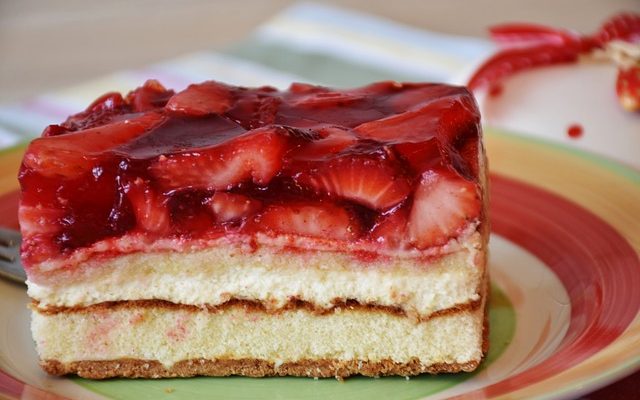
[18,80,483,267]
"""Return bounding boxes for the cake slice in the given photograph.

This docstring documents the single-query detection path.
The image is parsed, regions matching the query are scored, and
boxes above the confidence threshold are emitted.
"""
[19,79,489,379]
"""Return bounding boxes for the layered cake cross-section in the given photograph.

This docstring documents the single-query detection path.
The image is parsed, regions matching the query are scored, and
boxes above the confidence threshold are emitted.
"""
[19,79,489,379]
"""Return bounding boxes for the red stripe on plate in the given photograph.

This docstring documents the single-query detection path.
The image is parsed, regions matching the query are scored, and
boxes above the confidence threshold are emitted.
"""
[458,174,640,398]
[0,370,23,398]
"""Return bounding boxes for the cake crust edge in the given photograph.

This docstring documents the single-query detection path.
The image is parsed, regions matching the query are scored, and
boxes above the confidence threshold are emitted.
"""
[40,357,482,379]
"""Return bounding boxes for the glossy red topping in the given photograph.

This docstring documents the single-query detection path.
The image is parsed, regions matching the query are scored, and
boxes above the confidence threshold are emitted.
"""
[254,202,359,240]
[18,79,484,267]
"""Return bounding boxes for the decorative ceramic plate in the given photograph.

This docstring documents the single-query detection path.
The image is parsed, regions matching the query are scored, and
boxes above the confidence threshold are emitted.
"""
[0,129,638,400]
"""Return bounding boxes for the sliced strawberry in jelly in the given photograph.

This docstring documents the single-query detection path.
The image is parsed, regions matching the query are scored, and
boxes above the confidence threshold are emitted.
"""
[370,206,409,249]
[150,127,288,191]
[18,79,486,261]
[394,138,442,174]
[126,79,175,112]
[353,92,480,181]
[282,82,463,131]
[165,81,234,116]
[256,202,359,240]
[42,124,69,137]
[278,84,386,128]
[226,94,282,130]
[288,126,358,161]
[294,151,411,211]
[287,82,390,102]
[88,92,127,112]
[166,190,217,236]
[19,232,61,267]
[408,170,481,249]
[62,92,130,132]
[209,192,262,223]
[289,90,367,108]
[124,178,170,234]
[354,94,472,143]
[18,205,64,236]
[23,112,165,178]
[289,82,326,94]
[117,115,246,159]
[435,98,482,181]
[252,96,281,127]
[384,84,466,112]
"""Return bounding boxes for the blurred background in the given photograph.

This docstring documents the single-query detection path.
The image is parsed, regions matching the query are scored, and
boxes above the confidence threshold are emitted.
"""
[1,0,638,103]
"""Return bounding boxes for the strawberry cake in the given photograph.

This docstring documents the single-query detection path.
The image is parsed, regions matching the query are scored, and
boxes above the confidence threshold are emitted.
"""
[19,79,489,379]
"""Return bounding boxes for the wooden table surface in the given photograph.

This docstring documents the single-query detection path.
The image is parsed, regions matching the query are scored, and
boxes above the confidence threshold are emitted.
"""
[0,1,638,398]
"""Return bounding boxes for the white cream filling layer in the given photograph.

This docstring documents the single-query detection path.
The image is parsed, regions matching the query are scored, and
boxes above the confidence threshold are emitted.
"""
[28,237,484,317]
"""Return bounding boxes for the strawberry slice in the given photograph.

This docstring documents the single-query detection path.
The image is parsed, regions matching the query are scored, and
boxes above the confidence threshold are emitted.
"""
[62,92,130,132]
[209,192,262,223]
[408,170,481,249]
[616,65,640,112]
[294,154,411,211]
[289,126,358,161]
[18,205,64,237]
[126,79,175,112]
[370,206,409,249]
[226,93,281,130]
[18,205,65,265]
[289,82,323,94]
[434,98,482,181]
[253,96,280,128]
[124,178,170,234]
[287,82,382,107]
[42,124,69,137]
[165,81,234,116]
[256,202,358,240]
[87,92,127,112]
[150,127,288,191]
[385,84,465,112]
[354,94,474,143]
[290,90,366,108]
[23,112,165,178]
[356,90,480,180]
[394,138,442,174]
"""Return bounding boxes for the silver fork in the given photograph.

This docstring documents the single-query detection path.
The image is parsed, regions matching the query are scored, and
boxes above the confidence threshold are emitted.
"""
[0,227,26,284]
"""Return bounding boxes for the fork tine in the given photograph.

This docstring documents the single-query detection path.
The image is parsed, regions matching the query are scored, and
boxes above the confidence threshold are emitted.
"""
[0,227,26,284]
[0,250,15,262]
